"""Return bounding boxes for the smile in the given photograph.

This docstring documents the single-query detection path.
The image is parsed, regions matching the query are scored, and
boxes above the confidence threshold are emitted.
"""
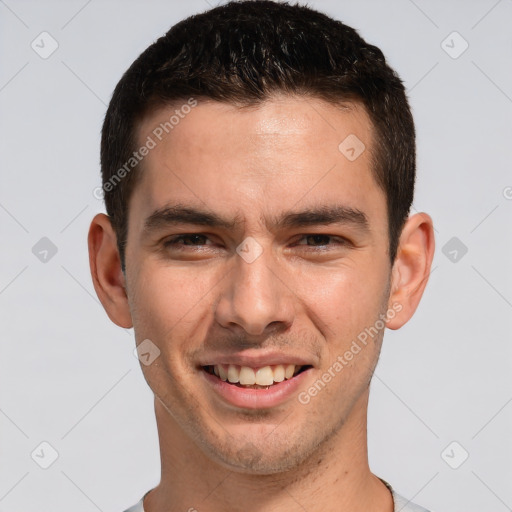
[200,363,314,409]
[202,364,311,389]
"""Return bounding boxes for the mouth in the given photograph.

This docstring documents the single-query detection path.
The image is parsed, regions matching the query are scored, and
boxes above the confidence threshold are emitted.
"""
[201,364,313,389]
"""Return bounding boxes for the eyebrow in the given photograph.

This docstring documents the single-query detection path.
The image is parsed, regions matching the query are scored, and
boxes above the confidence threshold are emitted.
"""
[144,204,241,232]
[273,205,369,232]
[143,203,370,234]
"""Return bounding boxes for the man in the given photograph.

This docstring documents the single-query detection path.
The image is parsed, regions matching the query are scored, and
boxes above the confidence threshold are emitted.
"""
[88,1,435,510]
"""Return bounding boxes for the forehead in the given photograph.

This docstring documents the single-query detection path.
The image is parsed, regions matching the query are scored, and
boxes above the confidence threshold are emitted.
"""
[131,95,385,234]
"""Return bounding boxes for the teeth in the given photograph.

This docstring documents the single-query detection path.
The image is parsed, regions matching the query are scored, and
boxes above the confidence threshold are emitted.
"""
[218,365,228,381]
[212,364,304,386]
[227,364,239,383]
[239,366,256,385]
[273,365,285,382]
[255,366,274,386]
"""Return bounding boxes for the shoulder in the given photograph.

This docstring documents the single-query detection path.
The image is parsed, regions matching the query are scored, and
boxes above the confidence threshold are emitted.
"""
[392,490,432,512]
[380,478,433,512]
[122,499,144,512]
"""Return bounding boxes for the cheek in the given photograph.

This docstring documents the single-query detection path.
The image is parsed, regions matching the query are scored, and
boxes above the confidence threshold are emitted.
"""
[295,260,389,334]
[128,262,214,342]
[128,265,219,399]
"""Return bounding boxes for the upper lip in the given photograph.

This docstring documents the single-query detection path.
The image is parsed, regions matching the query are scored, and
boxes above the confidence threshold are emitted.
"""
[198,350,315,368]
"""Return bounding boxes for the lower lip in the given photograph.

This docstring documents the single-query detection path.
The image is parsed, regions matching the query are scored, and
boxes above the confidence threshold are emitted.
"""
[201,367,313,409]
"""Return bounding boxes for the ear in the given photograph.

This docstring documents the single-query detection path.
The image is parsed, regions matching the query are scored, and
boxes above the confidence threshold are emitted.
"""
[87,213,133,328]
[386,212,435,330]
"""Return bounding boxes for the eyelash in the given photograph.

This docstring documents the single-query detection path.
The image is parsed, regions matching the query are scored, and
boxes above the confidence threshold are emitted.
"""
[162,233,349,250]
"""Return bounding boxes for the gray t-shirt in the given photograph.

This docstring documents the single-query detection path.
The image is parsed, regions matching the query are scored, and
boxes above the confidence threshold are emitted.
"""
[123,480,432,511]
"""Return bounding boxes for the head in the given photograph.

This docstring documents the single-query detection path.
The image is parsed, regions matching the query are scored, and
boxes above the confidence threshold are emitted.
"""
[89,0,434,475]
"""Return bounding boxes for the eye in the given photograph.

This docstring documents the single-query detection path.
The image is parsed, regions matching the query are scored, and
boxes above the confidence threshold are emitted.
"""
[301,234,332,246]
[295,234,348,248]
[163,234,212,247]
[159,233,223,261]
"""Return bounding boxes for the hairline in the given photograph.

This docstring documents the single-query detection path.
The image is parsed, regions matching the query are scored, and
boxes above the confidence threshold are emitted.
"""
[130,92,383,201]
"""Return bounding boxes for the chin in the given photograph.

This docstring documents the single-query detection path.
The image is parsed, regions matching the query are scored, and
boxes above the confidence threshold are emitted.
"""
[200,434,316,476]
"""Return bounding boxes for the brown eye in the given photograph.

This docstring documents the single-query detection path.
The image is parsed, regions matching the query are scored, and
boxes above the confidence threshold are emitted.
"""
[305,235,332,246]
[164,234,210,247]
[295,234,348,248]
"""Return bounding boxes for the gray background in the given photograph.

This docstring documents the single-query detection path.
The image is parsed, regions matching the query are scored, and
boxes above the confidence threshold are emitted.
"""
[1,0,511,510]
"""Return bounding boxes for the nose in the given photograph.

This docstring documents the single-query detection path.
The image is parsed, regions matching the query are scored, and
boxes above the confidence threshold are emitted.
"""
[215,243,295,336]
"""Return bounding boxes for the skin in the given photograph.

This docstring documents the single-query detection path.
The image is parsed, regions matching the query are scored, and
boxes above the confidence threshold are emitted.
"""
[88,94,435,512]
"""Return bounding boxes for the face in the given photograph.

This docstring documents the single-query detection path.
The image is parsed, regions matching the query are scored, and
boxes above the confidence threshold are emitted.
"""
[124,95,394,474]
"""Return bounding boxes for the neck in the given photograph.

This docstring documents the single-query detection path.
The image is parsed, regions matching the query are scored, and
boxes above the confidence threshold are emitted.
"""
[144,389,393,512]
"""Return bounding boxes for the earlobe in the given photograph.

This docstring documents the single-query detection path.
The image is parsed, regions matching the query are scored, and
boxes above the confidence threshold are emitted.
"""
[386,213,435,330]
[88,213,133,328]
